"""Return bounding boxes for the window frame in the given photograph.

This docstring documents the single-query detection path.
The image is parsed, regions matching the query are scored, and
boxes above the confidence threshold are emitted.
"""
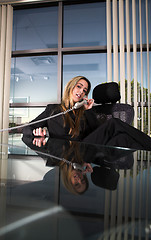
[10,0,151,109]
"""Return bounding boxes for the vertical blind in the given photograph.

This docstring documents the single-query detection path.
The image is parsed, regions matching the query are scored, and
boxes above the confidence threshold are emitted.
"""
[0,5,13,136]
[146,0,150,135]
[0,4,13,180]
[105,1,151,238]
[107,0,150,133]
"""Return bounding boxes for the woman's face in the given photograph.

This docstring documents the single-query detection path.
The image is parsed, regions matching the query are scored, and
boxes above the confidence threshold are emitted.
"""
[71,169,87,193]
[71,79,88,103]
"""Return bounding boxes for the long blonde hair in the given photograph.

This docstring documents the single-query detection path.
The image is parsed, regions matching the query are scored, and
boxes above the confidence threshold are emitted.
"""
[61,76,91,138]
[60,163,89,195]
[59,141,89,195]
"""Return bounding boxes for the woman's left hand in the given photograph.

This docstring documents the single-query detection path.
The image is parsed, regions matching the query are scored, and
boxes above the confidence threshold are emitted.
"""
[82,163,93,173]
[83,98,94,110]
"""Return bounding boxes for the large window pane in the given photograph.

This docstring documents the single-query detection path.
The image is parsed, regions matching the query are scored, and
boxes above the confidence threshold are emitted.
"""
[12,6,58,51]
[63,53,107,98]
[63,2,106,47]
[10,56,58,103]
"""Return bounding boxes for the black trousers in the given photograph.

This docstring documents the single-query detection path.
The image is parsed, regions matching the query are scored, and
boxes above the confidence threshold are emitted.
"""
[83,118,151,151]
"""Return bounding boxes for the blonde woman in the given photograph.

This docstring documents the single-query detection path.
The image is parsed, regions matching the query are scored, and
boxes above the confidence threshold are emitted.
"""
[23,76,97,141]
[23,76,151,150]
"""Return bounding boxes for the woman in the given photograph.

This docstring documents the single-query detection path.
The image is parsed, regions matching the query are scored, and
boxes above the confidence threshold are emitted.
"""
[23,76,151,151]
[23,76,97,140]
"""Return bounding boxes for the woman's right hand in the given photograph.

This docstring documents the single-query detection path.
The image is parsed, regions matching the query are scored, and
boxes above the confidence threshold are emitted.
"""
[33,127,46,137]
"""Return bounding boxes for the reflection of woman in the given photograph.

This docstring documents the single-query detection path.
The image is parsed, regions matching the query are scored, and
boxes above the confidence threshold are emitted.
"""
[60,162,91,195]
[22,136,93,195]
[22,136,135,194]
[23,76,151,152]
[57,140,93,195]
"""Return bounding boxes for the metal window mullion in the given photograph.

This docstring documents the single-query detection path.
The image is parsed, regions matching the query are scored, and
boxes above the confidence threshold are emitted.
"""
[126,0,131,105]
[119,0,125,103]
[132,0,138,128]
[113,0,119,83]
[57,1,63,104]
[107,0,112,83]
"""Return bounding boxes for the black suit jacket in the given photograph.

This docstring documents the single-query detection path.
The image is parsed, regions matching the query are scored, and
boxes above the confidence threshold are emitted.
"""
[23,104,99,140]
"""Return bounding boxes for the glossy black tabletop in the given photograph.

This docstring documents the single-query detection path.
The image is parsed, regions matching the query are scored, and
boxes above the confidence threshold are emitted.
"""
[0,133,151,240]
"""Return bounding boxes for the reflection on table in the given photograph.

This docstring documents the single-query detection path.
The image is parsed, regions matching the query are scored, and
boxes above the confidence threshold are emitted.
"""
[0,134,150,240]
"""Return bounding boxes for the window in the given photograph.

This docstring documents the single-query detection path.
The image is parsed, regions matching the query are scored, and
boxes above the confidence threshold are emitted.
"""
[10,0,151,134]
[10,1,107,127]
[12,6,58,51]
[10,56,58,103]
[63,53,107,98]
[63,2,106,47]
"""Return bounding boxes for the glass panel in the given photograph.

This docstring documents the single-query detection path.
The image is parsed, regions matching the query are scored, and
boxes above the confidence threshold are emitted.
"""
[125,51,151,133]
[137,106,149,134]
[9,107,45,123]
[128,52,151,101]
[137,52,150,91]
[140,0,147,45]
[136,52,151,133]
[10,56,58,103]
[12,6,58,51]
[135,0,151,45]
[125,0,151,45]
[63,2,106,47]
[148,0,151,44]
[1,132,151,239]
[9,107,45,132]
[125,52,144,102]
[63,53,107,98]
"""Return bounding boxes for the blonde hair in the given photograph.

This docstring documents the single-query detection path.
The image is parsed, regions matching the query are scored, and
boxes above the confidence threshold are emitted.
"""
[62,76,91,108]
[59,141,89,195]
[60,162,89,195]
[61,76,91,138]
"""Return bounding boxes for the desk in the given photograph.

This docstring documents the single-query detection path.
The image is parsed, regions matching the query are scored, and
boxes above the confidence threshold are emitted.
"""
[0,133,151,240]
